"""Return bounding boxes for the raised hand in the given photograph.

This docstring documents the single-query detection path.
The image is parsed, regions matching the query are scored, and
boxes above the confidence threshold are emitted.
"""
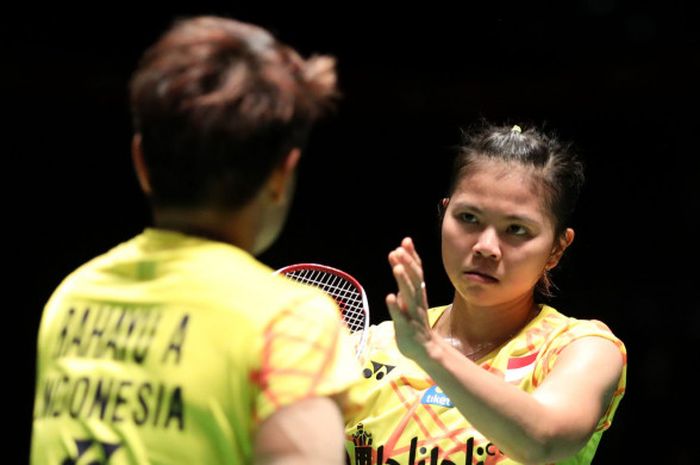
[385,237,436,362]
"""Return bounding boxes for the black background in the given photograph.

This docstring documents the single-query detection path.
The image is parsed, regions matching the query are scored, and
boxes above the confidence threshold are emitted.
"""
[8,1,699,463]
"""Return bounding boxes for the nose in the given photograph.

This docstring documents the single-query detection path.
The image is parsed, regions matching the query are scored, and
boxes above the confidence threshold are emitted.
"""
[472,227,501,260]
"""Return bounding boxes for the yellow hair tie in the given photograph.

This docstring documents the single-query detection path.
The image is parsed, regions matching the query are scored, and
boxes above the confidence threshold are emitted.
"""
[511,125,522,134]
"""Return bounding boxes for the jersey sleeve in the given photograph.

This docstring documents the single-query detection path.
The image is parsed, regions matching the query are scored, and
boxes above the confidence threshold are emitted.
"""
[253,293,362,423]
[536,318,627,431]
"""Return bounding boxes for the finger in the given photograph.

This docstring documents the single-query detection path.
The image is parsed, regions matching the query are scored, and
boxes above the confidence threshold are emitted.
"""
[418,280,428,308]
[388,255,415,313]
[388,249,401,268]
[395,287,408,313]
[392,264,419,302]
[386,294,409,323]
[392,264,428,325]
[390,240,423,272]
[393,248,424,291]
[392,249,426,310]
[387,282,410,315]
[401,237,423,267]
[390,247,425,309]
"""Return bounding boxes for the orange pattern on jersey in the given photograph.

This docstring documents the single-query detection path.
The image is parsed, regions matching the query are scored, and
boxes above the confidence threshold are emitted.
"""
[373,376,470,462]
[254,306,340,409]
[346,306,626,465]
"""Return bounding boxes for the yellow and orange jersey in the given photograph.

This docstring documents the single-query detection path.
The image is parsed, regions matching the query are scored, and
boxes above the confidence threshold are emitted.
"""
[345,305,626,465]
[32,228,360,465]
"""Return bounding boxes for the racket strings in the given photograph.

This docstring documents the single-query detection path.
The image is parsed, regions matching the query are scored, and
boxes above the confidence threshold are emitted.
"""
[290,270,360,299]
[285,269,366,332]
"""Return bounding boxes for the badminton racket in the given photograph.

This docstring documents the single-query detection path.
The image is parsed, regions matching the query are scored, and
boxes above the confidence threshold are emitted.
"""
[276,263,369,357]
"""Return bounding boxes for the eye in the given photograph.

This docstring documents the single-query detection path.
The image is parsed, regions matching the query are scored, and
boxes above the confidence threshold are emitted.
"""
[457,212,478,224]
[506,224,529,236]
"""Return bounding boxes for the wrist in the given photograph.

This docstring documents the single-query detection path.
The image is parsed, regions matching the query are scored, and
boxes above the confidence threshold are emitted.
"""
[415,334,452,371]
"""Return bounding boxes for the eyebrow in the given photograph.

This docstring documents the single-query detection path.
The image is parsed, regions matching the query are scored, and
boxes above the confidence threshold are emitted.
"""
[452,202,538,225]
[504,214,538,225]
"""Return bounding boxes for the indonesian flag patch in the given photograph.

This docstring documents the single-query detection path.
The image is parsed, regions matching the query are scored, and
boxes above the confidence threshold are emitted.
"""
[504,351,539,382]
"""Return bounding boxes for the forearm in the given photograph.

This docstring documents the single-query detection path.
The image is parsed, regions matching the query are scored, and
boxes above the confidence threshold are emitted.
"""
[418,337,580,464]
[384,239,618,463]
[254,397,346,465]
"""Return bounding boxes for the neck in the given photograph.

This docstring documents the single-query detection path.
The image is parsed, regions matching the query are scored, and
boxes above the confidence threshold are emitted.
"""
[438,294,539,360]
[153,205,256,252]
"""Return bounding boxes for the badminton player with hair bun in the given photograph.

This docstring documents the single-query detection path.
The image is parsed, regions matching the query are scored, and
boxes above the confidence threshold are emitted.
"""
[31,16,360,465]
[344,123,627,465]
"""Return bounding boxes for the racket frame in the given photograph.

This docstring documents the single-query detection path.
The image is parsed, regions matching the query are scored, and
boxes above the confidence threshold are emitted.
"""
[275,263,369,357]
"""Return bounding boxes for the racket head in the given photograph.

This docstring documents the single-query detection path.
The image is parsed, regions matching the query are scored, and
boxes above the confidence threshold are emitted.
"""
[275,263,369,357]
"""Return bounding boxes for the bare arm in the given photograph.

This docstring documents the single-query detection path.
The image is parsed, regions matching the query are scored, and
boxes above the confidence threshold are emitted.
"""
[254,396,346,465]
[386,238,624,465]
[419,334,622,464]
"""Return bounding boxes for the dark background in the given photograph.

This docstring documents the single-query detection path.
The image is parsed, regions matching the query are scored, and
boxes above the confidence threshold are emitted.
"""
[8,1,698,463]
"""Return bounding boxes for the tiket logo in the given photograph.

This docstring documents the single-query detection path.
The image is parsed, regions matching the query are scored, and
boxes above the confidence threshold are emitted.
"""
[349,425,506,465]
[61,438,122,464]
[363,361,395,380]
[420,385,454,408]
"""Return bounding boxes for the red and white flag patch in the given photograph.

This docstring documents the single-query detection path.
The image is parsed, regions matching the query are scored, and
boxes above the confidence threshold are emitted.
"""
[504,351,539,382]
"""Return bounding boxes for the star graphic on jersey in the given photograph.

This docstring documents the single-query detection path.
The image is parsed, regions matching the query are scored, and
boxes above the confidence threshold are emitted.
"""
[61,438,122,464]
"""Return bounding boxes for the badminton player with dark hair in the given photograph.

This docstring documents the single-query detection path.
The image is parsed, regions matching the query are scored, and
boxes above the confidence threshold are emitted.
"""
[345,123,627,465]
[31,16,359,465]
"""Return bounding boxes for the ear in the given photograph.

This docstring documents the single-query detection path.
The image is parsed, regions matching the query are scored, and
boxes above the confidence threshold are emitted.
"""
[545,228,575,271]
[437,197,450,221]
[131,133,152,195]
[268,148,301,203]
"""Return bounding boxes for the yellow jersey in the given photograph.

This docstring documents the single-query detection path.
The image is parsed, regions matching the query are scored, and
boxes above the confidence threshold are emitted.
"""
[32,228,360,465]
[345,305,626,465]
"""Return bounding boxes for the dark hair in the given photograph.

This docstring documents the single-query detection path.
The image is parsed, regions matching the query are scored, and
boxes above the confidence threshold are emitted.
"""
[130,16,338,210]
[449,122,585,237]
[445,122,585,298]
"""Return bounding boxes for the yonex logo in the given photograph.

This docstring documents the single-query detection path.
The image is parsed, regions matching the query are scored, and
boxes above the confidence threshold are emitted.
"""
[363,360,395,380]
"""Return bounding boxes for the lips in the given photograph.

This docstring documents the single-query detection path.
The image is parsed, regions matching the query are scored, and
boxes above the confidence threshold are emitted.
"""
[463,270,499,283]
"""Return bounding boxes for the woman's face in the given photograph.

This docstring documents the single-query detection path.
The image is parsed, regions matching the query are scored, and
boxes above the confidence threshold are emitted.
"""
[441,159,568,307]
